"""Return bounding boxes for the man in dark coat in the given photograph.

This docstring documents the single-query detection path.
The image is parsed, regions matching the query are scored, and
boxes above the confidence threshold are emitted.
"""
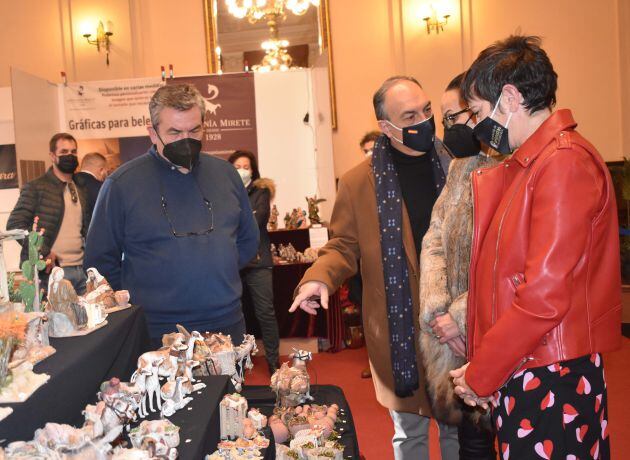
[74,152,108,221]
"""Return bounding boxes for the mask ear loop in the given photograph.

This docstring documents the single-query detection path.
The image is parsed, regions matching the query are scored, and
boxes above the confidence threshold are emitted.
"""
[385,120,404,144]
[490,93,502,118]
[491,93,513,128]
[152,125,167,148]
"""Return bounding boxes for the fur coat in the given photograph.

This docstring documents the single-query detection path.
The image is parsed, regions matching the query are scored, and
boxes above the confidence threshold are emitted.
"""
[419,154,498,425]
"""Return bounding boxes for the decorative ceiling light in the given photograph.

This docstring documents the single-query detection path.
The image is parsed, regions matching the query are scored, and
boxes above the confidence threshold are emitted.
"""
[225,0,319,71]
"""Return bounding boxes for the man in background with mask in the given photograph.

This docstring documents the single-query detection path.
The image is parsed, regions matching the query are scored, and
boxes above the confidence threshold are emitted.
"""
[359,130,380,157]
[85,84,259,347]
[8,132,90,294]
[290,76,457,460]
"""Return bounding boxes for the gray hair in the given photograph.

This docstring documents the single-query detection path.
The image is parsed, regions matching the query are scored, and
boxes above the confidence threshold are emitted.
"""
[80,152,107,170]
[149,84,206,129]
[372,76,422,121]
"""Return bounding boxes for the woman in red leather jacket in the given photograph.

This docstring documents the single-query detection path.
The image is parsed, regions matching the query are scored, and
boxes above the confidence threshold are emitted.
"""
[450,35,621,460]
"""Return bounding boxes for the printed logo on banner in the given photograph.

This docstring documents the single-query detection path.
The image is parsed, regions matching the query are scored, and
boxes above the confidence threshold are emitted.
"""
[0,145,18,189]
[169,73,258,159]
[63,77,162,139]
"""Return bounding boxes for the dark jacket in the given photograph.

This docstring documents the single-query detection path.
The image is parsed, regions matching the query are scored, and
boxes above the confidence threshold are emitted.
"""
[84,148,259,338]
[74,171,103,221]
[7,168,89,264]
[246,178,275,269]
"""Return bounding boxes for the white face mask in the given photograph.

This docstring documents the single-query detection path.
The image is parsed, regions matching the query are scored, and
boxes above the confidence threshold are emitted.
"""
[237,168,252,186]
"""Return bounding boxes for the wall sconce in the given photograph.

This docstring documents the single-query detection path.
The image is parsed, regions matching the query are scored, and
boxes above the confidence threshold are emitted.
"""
[83,21,113,65]
[421,3,450,34]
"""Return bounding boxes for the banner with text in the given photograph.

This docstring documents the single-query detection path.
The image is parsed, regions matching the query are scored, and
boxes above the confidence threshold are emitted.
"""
[170,73,258,158]
[63,77,162,139]
[0,144,18,189]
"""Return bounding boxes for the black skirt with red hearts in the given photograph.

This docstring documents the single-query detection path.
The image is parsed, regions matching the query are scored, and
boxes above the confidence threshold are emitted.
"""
[490,353,609,460]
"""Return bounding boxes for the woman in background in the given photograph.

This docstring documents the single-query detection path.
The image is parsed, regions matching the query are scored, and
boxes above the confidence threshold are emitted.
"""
[228,150,280,374]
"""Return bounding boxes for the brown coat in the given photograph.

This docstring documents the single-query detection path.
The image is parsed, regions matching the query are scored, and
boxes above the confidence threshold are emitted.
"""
[298,158,432,415]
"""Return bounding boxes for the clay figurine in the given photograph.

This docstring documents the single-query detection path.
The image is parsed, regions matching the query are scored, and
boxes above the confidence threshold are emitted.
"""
[0,312,50,403]
[176,325,257,392]
[10,311,55,365]
[160,376,192,417]
[129,419,180,459]
[84,267,131,312]
[268,205,279,231]
[46,267,88,336]
[306,196,326,225]
[270,349,314,407]
[220,393,248,440]
[17,218,47,312]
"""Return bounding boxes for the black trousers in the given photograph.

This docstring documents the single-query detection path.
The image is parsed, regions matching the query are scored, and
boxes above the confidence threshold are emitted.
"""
[459,407,497,460]
[241,267,280,369]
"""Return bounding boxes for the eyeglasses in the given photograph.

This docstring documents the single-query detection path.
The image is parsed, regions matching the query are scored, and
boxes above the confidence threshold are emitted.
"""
[67,182,78,204]
[442,107,473,129]
[160,181,214,237]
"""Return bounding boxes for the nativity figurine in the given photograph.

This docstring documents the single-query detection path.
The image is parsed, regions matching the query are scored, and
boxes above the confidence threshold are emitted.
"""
[176,325,257,392]
[84,267,130,312]
[306,196,326,226]
[220,393,248,440]
[270,349,314,407]
[268,204,279,231]
[46,267,107,337]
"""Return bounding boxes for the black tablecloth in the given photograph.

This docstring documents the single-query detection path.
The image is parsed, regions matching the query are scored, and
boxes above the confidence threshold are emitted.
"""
[0,306,151,444]
[241,385,360,460]
[133,375,232,459]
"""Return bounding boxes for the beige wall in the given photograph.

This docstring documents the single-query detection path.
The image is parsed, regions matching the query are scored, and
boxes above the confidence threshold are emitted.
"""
[0,0,208,85]
[330,0,628,177]
[0,0,627,175]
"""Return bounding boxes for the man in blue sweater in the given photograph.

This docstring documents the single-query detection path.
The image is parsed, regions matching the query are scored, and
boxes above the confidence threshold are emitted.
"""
[84,84,259,345]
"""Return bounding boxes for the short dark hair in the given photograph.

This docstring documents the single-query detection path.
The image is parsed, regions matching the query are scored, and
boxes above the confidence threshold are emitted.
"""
[373,76,422,120]
[227,150,260,181]
[446,72,465,92]
[359,130,381,147]
[461,35,557,114]
[49,133,77,153]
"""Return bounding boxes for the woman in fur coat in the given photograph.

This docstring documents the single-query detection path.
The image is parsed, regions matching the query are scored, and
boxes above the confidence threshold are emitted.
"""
[419,74,498,459]
[228,150,280,374]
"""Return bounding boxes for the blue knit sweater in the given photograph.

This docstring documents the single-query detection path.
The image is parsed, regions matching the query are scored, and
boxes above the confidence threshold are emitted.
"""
[84,147,259,338]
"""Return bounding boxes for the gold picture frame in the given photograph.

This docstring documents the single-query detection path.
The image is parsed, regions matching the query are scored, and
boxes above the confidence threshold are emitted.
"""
[202,0,337,129]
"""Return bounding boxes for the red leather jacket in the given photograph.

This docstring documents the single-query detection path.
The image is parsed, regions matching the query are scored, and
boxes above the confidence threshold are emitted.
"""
[466,110,622,397]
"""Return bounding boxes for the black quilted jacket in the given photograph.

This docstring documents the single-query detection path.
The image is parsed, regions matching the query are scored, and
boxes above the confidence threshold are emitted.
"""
[7,168,90,264]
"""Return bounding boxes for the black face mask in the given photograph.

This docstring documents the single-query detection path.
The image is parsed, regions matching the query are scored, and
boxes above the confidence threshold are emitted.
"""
[57,154,79,174]
[388,115,435,152]
[157,135,202,170]
[443,123,481,158]
[472,96,513,154]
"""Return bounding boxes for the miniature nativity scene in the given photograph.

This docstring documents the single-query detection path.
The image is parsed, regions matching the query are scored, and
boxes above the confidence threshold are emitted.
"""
[0,218,130,410]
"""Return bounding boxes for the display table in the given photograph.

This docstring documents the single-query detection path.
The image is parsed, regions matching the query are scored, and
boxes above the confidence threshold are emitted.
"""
[241,385,360,459]
[137,375,235,459]
[0,306,151,443]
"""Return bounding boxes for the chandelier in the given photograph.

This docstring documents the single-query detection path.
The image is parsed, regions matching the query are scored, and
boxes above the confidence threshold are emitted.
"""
[225,0,319,71]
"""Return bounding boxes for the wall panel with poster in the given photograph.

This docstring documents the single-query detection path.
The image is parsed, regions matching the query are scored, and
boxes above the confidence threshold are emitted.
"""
[169,73,258,160]
[0,86,21,273]
[8,68,335,235]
